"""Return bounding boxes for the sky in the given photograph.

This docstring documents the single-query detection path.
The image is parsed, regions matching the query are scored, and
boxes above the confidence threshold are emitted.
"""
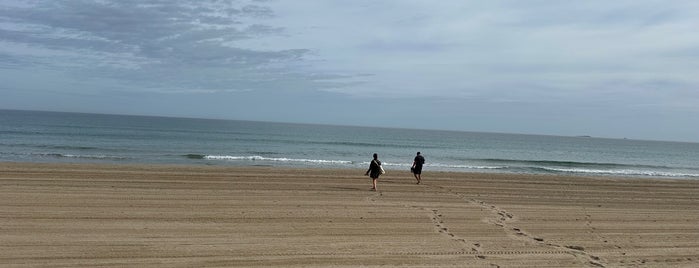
[1,1,698,142]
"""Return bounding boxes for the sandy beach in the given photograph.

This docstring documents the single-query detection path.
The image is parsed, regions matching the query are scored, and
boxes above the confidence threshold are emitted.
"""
[1,163,697,267]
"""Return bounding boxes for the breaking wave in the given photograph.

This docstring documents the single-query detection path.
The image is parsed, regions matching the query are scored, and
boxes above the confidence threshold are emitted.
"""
[184,154,353,165]
[33,153,128,160]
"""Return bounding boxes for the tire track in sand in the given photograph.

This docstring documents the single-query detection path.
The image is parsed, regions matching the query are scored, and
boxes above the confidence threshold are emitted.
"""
[430,184,607,268]
[367,184,607,267]
[366,190,493,264]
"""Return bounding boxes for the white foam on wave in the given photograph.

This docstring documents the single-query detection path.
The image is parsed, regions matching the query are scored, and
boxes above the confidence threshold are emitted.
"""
[36,153,127,160]
[428,163,507,170]
[542,167,699,178]
[197,156,698,178]
[204,155,353,165]
[380,162,506,170]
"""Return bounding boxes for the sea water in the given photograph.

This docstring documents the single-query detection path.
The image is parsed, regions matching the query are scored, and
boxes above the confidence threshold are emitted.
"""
[1,109,698,179]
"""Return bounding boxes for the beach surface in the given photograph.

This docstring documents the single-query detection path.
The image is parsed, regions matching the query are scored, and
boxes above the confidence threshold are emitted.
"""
[1,163,698,267]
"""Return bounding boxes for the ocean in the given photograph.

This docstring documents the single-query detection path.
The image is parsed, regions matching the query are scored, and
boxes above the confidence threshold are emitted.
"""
[1,109,698,179]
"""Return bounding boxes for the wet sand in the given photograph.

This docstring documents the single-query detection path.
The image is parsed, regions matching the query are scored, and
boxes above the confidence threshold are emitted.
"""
[1,162,698,267]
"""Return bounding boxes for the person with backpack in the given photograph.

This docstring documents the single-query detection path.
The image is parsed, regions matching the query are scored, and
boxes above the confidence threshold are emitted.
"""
[411,152,425,184]
[365,153,383,191]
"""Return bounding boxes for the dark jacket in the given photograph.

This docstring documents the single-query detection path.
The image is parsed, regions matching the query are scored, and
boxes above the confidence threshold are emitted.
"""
[367,159,382,179]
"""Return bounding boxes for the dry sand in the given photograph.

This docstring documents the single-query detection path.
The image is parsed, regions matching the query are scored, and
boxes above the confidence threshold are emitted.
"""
[1,162,698,267]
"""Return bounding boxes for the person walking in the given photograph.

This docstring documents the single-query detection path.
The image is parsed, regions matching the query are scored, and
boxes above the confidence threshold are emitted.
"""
[365,153,383,191]
[411,152,425,184]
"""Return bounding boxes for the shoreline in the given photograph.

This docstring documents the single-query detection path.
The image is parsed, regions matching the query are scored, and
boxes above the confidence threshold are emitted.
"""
[2,162,698,267]
[4,160,699,181]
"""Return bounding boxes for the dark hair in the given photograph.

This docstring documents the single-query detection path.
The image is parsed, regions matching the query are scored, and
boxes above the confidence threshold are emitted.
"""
[417,152,421,155]
[373,153,378,159]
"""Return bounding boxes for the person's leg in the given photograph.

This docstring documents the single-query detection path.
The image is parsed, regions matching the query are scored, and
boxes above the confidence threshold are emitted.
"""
[372,178,377,190]
[414,167,422,184]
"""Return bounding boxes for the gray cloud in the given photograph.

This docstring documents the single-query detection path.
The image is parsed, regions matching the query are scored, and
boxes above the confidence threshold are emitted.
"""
[0,0,325,93]
[1,0,698,142]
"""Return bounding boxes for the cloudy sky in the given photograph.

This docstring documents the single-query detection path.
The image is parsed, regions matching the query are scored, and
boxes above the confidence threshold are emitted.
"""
[1,1,698,142]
